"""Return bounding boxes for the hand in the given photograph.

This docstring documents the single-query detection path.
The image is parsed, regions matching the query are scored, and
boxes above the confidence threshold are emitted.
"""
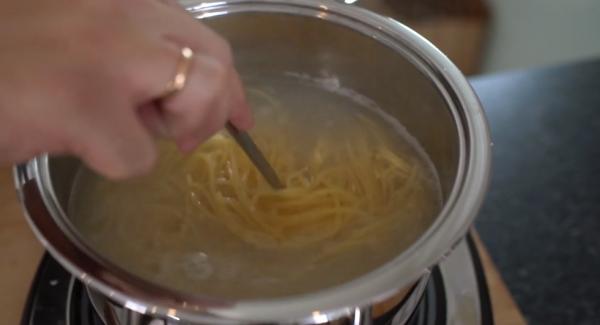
[0,0,253,179]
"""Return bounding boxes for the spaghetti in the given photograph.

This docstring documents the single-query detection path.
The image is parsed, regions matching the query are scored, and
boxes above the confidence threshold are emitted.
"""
[69,80,441,298]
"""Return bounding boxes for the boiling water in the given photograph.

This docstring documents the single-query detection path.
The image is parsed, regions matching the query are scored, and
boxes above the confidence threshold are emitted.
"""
[69,75,442,299]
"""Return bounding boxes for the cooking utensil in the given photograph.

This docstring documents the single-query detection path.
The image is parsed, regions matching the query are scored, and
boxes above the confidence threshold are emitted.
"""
[225,121,284,189]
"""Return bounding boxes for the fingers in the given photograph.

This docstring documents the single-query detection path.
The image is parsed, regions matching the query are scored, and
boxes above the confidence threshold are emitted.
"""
[69,102,157,180]
[124,0,234,101]
[227,72,255,130]
[62,0,253,179]
[125,1,253,147]
[159,55,234,150]
[137,0,231,60]
[129,34,253,149]
[173,70,239,152]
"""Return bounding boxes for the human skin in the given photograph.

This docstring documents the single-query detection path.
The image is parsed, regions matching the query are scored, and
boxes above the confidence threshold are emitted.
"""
[0,0,253,179]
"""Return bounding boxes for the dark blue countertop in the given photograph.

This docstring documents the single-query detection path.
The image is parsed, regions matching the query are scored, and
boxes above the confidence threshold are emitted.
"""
[470,60,600,325]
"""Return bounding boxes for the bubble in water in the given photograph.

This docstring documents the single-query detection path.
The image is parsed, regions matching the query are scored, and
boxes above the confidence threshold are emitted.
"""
[182,252,213,280]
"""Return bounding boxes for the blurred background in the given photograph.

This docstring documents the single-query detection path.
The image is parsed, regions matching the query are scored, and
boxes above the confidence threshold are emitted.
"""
[346,0,600,75]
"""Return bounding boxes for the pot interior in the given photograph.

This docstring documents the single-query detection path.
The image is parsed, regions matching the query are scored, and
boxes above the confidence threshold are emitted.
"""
[46,9,460,301]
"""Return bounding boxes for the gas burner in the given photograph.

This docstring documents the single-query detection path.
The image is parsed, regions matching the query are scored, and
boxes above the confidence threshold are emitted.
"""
[21,234,492,325]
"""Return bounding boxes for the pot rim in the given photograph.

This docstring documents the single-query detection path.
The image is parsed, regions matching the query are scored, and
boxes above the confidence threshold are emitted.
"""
[14,0,491,323]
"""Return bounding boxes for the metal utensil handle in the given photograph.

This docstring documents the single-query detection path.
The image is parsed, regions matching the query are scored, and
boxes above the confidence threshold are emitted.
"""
[226,122,285,189]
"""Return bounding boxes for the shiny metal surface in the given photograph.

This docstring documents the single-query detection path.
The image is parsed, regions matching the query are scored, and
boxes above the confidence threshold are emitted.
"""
[83,237,486,325]
[225,121,284,189]
[15,0,491,324]
[390,270,431,325]
[439,236,484,325]
[85,276,431,324]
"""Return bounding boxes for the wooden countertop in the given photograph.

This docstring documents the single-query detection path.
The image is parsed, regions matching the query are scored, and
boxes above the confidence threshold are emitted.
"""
[0,167,527,325]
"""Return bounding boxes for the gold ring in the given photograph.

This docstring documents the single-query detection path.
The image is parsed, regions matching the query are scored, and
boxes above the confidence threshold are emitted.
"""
[161,46,194,99]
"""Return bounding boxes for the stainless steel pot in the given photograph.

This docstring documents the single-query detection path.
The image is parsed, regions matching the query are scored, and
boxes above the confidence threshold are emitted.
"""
[14,1,491,324]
